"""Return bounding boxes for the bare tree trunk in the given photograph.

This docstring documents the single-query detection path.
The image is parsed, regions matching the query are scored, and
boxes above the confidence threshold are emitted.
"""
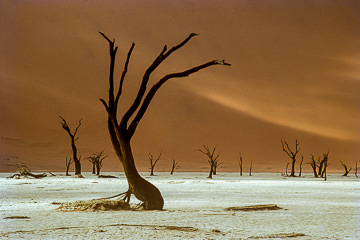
[92,163,96,174]
[170,159,179,175]
[59,117,82,176]
[65,157,72,176]
[208,164,213,179]
[238,154,243,176]
[285,162,289,177]
[308,155,318,178]
[249,161,253,176]
[96,164,100,175]
[281,138,300,177]
[148,152,161,176]
[340,161,351,176]
[299,155,303,177]
[320,152,329,178]
[99,32,230,210]
[213,161,222,175]
[196,145,220,179]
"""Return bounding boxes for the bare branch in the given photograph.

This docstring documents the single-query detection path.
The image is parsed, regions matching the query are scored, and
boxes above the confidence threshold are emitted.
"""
[73,118,83,137]
[128,60,230,137]
[115,42,135,110]
[120,33,201,131]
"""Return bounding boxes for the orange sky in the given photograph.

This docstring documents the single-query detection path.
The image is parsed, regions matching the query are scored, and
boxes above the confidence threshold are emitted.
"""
[0,0,359,173]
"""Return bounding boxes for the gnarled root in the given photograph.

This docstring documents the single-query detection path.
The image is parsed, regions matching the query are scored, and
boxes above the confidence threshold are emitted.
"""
[98,189,132,203]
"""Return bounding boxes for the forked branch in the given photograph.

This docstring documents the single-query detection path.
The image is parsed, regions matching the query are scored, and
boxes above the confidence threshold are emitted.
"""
[128,60,230,137]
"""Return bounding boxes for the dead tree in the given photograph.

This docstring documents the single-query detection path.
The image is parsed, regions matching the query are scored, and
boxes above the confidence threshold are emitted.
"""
[213,158,222,175]
[308,155,319,178]
[86,151,108,175]
[355,160,359,178]
[65,157,73,176]
[8,168,47,179]
[249,160,253,176]
[59,116,82,176]
[238,154,243,176]
[98,32,230,210]
[320,152,329,178]
[148,152,162,176]
[87,156,96,174]
[170,159,179,175]
[299,155,304,177]
[340,161,351,176]
[196,145,220,179]
[281,138,300,177]
[284,162,290,177]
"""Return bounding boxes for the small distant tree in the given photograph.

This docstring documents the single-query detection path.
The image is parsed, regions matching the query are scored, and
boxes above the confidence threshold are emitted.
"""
[299,155,304,177]
[308,155,319,178]
[65,157,73,176]
[213,158,222,175]
[284,162,290,177]
[148,152,162,176]
[86,151,108,175]
[281,138,300,177]
[87,156,97,174]
[170,159,180,175]
[59,116,82,176]
[196,145,220,179]
[249,160,253,176]
[238,154,243,176]
[340,161,351,176]
[308,152,329,179]
[321,153,329,179]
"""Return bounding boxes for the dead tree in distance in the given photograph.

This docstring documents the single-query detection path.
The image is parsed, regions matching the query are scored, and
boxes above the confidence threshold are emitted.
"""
[196,145,221,179]
[99,32,230,210]
[148,152,162,176]
[308,152,329,179]
[238,154,243,176]
[86,151,108,175]
[213,158,222,175]
[355,160,359,178]
[340,161,351,176]
[281,138,300,177]
[320,152,329,178]
[59,116,82,176]
[308,155,319,178]
[170,159,180,175]
[299,155,304,177]
[87,156,97,174]
[65,157,73,176]
[249,160,253,176]
[284,162,290,177]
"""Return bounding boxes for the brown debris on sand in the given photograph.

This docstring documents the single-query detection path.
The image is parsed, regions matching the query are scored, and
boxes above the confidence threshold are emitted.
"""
[225,204,283,211]
[251,232,306,238]
[58,199,130,211]
[4,216,30,219]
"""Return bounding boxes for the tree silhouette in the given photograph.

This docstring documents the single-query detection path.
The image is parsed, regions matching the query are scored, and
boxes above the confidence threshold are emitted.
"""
[170,159,180,175]
[59,116,82,176]
[340,161,351,176]
[99,32,230,209]
[86,151,108,175]
[281,138,300,177]
[148,152,161,176]
[238,154,243,176]
[196,145,220,179]
[65,157,72,176]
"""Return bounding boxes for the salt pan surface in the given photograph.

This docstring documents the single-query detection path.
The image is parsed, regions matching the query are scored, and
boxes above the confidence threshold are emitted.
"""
[0,172,359,239]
